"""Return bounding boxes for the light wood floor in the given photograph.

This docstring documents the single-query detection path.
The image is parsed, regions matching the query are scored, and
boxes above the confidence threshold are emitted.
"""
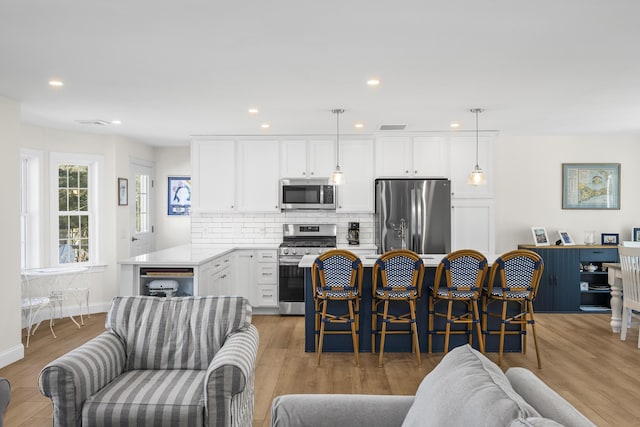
[2,313,640,426]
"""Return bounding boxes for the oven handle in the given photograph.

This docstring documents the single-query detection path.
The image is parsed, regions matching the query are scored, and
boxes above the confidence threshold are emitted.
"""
[279,258,304,266]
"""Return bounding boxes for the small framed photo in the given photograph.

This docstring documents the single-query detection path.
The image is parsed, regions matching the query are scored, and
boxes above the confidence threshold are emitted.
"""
[601,233,619,245]
[633,227,640,242]
[531,227,550,246]
[168,176,191,216]
[558,230,575,246]
[118,178,128,206]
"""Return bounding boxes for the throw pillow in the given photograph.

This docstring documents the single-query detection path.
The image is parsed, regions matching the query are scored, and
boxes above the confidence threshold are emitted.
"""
[402,344,540,427]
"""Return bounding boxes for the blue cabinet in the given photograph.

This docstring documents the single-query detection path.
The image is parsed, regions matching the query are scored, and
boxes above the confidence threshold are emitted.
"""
[519,245,618,312]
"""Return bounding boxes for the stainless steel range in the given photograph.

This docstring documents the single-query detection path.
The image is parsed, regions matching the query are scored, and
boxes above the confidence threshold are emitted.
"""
[278,224,337,315]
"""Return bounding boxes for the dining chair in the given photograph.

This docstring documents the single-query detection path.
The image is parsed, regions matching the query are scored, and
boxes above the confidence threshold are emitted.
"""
[21,273,58,348]
[312,249,363,365]
[482,249,544,368]
[428,249,488,354]
[618,246,640,347]
[372,250,424,367]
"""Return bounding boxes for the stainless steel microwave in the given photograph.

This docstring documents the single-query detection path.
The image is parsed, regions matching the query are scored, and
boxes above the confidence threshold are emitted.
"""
[280,178,336,210]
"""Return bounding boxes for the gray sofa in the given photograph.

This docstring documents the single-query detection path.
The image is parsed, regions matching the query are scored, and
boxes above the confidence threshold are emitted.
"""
[39,296,259,427]
[0,377,9,427]
[271,345,595,427]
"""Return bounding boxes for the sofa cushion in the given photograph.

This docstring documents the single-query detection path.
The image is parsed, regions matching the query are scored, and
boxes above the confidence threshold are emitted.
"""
[82,369,205,426]
[509,418,565,427]
[506,367,596,427]
[106,296,252,370]
[401,344,540,427]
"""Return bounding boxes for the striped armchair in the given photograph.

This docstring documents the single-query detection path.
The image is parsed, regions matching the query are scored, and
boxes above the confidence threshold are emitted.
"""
[38,296,259,427]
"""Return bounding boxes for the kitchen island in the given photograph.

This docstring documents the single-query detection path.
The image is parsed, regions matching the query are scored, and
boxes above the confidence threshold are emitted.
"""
[299,253,524,354]
[119,244,280,311]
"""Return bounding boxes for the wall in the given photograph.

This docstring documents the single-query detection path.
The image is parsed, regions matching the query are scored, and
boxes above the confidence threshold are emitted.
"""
[192,212,374,247]
[155,147,191,250]
[0,96,23,367]
[494,134,640,252]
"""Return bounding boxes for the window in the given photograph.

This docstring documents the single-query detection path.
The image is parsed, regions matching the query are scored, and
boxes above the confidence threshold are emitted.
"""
[50,153,103,266]
[136,173,151,233]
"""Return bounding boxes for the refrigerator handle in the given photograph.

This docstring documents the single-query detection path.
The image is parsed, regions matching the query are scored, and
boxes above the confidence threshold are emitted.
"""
[411,186,420,252]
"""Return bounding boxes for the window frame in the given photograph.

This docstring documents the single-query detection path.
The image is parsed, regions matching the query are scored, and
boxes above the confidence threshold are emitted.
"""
[49,152,103,267]
[20,149,43,270]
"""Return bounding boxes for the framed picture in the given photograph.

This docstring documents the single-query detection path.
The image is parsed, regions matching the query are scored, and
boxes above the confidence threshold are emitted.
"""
[601,233,619,245]
[632,227,640,242]
[168,176,191,216]
[557,230,575,246]
[562,163,620,209]
[118,178,128,206]
[531,227,550,246]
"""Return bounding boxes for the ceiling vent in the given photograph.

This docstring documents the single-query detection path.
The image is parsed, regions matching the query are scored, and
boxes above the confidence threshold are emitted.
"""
[75,120,111,126]
[379,124,407,131]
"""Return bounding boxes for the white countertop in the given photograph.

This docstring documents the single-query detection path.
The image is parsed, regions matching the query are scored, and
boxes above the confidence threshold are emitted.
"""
[298,252,499,268]
[118,243,280,266]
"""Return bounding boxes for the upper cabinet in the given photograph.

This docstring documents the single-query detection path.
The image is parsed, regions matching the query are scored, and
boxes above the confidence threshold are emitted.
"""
[237,140,280,212]
[191,140,236,212]
[280,139,335,178]
[375,136,449,178]
[337,139,375,212]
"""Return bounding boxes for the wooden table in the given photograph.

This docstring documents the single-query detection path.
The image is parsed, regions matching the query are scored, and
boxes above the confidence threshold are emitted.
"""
[603,262,622,333]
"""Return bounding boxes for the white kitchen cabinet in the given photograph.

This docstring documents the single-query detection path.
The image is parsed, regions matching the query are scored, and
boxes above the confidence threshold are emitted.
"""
[254,249,278,307]
[375,136,448,178]
[280,139,335,178]
[234,250,255,302]
[449,135,494,198]
[199,254,234,296]
[337,139,375,212]
[237,140,280,212]
[191,140,236,212]
[451,198,495,254]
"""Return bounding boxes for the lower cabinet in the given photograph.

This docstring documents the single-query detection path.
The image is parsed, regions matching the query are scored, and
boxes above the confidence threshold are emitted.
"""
[519,245,618,313]
[234,249,279,308]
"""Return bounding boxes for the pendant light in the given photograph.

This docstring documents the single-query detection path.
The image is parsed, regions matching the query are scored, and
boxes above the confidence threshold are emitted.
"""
[468,108,487,186]
[329,108,345,185]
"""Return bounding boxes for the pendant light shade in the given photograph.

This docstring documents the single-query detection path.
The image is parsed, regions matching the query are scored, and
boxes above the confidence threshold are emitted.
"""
[468,108,487,186]
[329,108,345,186]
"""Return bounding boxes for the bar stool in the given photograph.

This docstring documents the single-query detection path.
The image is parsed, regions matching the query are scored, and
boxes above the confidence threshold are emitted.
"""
[372,250,424,367]
[482,249,544,368]
[312,249,363,366]
[428,249,488,354]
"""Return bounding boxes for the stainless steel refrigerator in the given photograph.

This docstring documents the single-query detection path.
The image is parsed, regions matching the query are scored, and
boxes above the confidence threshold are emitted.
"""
[375,179,451,254]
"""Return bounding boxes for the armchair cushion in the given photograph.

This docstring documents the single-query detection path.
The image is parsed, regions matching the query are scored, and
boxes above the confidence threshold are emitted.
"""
[107,296,252,371]
[81,370,205,426]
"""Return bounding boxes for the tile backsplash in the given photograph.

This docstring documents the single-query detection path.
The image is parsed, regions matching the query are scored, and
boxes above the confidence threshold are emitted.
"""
[191,211,374,247]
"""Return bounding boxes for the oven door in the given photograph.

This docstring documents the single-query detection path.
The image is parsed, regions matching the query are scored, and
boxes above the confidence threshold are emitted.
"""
[278,257,305,315]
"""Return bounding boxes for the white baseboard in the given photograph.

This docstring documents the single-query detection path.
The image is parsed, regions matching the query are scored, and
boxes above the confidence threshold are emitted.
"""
[0,344,24,369]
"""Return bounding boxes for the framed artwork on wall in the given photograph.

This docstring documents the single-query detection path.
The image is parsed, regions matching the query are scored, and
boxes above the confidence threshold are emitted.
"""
[118,178,128,206]
[168,176,191,216]
[562,163,620,209]
[531,227,550,246]
[632,227,640,242]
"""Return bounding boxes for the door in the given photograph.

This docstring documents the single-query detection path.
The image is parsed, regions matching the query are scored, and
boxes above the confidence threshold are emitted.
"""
[129,160,156,257]
[413,180,451,254]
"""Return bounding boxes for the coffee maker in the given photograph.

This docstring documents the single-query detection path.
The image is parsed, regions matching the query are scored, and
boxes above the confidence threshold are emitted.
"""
[347,222,360,245]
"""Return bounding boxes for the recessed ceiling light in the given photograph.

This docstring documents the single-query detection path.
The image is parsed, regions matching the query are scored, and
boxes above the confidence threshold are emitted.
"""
[450,123,460,128]
[367,78,381,87]
[260,123,270,129]
[112,120,122,125]
[354,123,364,129]
[49,80,64,87]
[248,108,259,114]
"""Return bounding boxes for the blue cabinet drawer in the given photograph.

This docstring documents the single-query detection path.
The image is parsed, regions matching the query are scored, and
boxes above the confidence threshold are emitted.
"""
[580,248,618,262]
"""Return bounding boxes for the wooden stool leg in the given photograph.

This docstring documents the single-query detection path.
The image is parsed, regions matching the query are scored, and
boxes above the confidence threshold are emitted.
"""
[444,300,453,354]
[428,297,434,353]
[348,299,359,366]
[378,300,389,367]
[409,299,421,366]
[498,300,507,367]
[528,301,541,369]
[473,300,484,353]
[317,300,328,365]
[371,300,377,354]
